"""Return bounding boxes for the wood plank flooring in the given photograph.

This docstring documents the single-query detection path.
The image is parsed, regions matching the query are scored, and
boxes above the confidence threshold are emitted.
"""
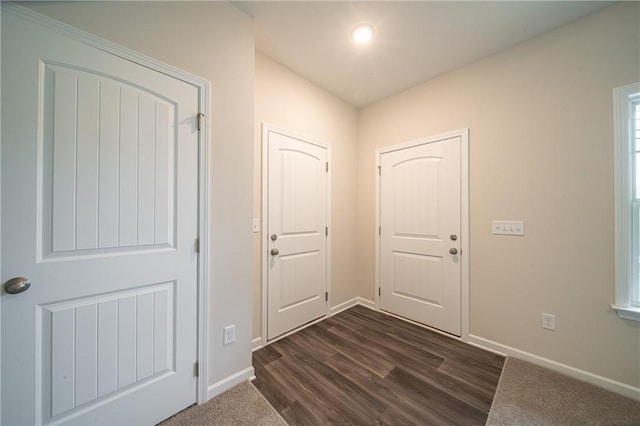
[252,306,505,425]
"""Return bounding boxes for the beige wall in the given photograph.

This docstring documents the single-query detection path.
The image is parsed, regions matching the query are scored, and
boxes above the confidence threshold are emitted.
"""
[254,53,359,340]
[358,2,640,387]
[24,1,255,388]
[23,0,640,395]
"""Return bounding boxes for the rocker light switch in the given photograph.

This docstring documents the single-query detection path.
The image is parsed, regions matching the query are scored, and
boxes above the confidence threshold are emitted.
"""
[492,221,525,236]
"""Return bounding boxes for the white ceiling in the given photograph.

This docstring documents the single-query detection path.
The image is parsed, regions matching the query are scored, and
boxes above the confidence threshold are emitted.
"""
[234,1,612,108]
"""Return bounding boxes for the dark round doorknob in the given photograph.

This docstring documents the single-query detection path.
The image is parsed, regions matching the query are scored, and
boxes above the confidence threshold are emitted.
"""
[449,248,458,255]
[4,277,31,294]
[271,248,280,256]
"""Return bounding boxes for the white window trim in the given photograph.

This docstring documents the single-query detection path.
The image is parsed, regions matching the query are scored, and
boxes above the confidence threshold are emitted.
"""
[613,82,640,321]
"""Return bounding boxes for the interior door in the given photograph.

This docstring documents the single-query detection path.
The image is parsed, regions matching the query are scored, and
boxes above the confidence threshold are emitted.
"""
[2,9,199,425]
[265,127,328,340]
[379,135,462,335]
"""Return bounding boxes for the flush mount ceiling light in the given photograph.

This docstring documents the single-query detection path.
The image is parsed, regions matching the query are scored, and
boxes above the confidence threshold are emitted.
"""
[351,23,375,44]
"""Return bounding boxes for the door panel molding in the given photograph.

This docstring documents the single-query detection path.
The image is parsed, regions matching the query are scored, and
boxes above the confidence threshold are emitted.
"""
[261,123,331,344]
[0,2,211,417]
[375,128,469,339]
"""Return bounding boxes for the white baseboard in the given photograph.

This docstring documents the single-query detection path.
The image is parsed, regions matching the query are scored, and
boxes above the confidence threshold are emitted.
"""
[467,334,640,401]
[329,296,376,316]
[328,297,358,316]
[252,315,327,350]
[206,366,255,401]
[356,297,376,310]
[252,336,263,351]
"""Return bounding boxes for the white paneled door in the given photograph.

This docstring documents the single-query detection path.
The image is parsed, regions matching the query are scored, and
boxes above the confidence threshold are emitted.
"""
[2,9,200,425]
[379,133,463,336]
[264,126,329,340]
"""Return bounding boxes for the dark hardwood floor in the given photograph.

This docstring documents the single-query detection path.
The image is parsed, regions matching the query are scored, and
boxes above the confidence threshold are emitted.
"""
[252,306,505,425]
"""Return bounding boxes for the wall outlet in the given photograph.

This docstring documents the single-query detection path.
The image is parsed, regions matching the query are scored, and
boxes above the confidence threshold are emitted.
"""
[223,325,236,345]
[542,313,556,331]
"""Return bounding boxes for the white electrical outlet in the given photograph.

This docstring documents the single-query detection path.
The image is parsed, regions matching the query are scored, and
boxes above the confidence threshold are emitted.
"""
[492,220,525,236]
[223,325,236,345]
[542,313,556,331]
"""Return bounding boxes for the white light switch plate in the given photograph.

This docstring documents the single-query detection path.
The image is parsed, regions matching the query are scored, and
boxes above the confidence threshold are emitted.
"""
[252,218,260,233]
[492,221,525,236]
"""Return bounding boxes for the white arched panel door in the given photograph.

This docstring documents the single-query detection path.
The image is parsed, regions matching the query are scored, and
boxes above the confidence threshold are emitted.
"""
[264,126,329,340]
[379,134,463,336]
[2,8,200,425]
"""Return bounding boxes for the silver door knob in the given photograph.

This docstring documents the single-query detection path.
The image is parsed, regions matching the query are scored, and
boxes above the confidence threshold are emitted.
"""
[449,248,458,255]
[271,248,280,256]
[450,234,458,241]
[4,277,31,294]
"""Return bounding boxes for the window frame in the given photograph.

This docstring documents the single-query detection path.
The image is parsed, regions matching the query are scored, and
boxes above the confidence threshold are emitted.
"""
[613,82,640,321]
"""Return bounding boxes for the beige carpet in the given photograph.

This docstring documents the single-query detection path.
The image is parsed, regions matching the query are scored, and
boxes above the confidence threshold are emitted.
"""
[486,357,640,426]
[159,380,287,426]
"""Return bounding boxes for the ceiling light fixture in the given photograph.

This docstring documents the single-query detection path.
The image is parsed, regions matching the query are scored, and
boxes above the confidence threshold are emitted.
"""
[352,24,374,44]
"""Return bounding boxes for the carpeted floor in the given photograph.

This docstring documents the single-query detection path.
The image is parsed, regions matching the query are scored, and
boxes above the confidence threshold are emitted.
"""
[486,357,640,426]
[159,380,286,426]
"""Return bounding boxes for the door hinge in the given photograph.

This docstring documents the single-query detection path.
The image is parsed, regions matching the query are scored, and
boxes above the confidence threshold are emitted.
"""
[325,291,328,301]
[194,361,199,377]
[197,112,204,131]
[378,226,381,236]
[326,162,329,173]
[378,165,381,176]
[195,238,200,253]
[326,227,328,237]
[379,287,381,297]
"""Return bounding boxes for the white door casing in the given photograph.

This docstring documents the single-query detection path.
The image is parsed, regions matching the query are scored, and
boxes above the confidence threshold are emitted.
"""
[1,5,210,425]
[262,125,330,341]
[376,130,469,337]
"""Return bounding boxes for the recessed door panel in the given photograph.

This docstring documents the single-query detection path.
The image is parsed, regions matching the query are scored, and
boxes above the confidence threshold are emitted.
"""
[41,64,176,259]
[281,150,320,235]
[392,158,441,238]
[279,251,322,310]
[392,251,443,306]
[39,284,175,420]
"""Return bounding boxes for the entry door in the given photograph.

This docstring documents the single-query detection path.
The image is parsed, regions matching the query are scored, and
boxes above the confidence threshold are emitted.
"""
[2,10,199,425]
[265,127,328,340]
[379,134,462,335]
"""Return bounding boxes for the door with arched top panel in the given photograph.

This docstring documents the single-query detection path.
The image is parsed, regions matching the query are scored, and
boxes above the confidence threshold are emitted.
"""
[264,126,329,340]
[1,9,200,425]
[379,134,462,336]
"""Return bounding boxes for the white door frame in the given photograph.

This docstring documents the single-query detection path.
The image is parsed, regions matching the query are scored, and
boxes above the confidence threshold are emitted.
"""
[261,123,331,345]
[0,3,211,407]
[375,128,470,340]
